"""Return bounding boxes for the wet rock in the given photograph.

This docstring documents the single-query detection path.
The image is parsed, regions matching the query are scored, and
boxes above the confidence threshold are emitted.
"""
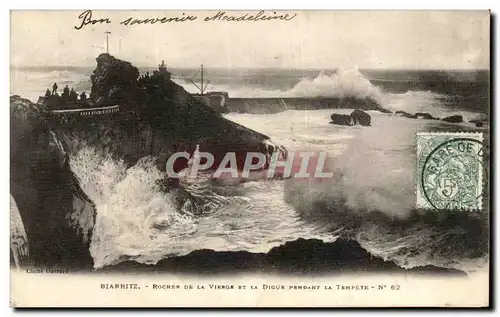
[395,110,417,119]
[87,54,287,172]
[377,107,392,114]
[10,97,96,268]
[90,53,141,107]
[415,112,437,120]
[330,113,353,126]
[10,53,291,267]
[330,110,372,126]
[442,115,464,123]
[101,238,467,276]
[350,109,371,126]
[10,53,289,268]
[469,119,485,127]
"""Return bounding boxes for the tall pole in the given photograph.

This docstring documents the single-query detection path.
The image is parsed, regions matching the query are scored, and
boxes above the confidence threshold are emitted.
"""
[105,31,111,54]
[201,64,204,95]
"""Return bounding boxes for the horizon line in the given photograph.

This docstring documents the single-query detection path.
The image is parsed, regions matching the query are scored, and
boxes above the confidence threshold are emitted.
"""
[10,65,490,72]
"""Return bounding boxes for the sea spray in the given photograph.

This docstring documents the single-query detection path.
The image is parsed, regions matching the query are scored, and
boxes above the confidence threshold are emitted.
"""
[175,68,386,102]
[285,68,386,102]
[10,64,489,273]
[282,114,489,272]
[66,142,338,268]
[176,68,485,121]
[69,145,196,268]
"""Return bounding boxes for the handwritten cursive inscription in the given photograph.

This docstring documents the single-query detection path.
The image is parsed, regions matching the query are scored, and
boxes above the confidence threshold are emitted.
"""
[120,13,197,26]
[204,11,297,22]
[74,10,111,30]
[74,10,298,30]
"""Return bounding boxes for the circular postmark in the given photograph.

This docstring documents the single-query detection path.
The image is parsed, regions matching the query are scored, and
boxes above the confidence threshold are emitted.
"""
[420,138,484,210]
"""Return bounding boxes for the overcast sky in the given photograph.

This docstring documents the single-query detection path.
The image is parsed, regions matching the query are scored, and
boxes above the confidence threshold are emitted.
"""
[10,10,489,69]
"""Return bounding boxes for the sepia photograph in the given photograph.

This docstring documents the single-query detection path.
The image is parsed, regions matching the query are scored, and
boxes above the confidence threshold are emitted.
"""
[9,9,491,307]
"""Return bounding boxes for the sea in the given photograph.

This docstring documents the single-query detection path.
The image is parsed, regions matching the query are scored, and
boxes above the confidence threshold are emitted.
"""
[10,66,490,273]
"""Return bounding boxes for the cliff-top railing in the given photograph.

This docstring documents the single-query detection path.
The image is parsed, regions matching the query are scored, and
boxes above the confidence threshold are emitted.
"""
[50,105,120,116]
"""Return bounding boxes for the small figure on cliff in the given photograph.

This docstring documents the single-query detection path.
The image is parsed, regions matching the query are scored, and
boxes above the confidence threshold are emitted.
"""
[62,85,70,100]
[52,82,58,95]
[44,89,51,97]
[69,88,78,103]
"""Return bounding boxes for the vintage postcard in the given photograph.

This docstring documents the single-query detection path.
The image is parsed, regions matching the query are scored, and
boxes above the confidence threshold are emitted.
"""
[10,10,491,307]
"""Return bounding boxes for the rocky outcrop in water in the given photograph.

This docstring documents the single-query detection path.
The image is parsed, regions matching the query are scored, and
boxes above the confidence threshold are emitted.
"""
[99,238,466,276]
[350,109,371,126]
[90,54,141,107]
[395,110,417,119]
[415,112,438,120]
[330,113,353,126]
[469,119,485,127]
[330,109,371,126]
[393,111,474,125]
[442,115,464,123]
[85,54,283,172]
[10,54,285,267]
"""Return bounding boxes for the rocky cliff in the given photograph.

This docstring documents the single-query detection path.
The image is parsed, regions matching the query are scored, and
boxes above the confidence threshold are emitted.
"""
[10,54,284,267]
[10,96,96,267]
[72,54,282,171]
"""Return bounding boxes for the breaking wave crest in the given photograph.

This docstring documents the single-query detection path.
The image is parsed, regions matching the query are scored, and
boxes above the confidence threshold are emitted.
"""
[68,146,197,268]
[67,143,319,269]
[11,66,487,272]
[283,117,489,272]
[178,68,483,120]
[177,68,386,102]
[13,66,483,121]
[285,68,386,101]
[65,141,340,269]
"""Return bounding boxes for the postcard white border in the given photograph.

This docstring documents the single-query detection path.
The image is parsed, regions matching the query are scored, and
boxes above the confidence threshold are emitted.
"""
[3,0,498,315]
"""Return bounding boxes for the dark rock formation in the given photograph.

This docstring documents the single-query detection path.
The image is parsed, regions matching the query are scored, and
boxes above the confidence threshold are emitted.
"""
[10,96,96,268]
[394,111,466,123]
[84,54,284,172]
[350,109,371,126]
[330,110,371,126]
[330,113,353,126]
[98,238,466,276]
[11,54,285,267]
[442,115,464,123]
[395,110,417,119]
[469,119,484,127]
[377,107,393,114]
[415,112,438,120]
[90,53,141,107]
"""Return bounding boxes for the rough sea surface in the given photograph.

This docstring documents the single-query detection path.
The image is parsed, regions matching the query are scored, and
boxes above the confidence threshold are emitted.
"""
[10,67,490,272]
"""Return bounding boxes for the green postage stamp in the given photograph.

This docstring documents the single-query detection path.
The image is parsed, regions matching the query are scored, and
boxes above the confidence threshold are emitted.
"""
[416,132,484,211]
